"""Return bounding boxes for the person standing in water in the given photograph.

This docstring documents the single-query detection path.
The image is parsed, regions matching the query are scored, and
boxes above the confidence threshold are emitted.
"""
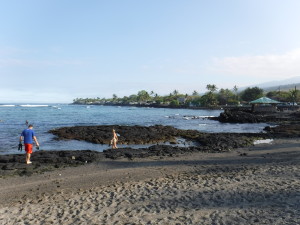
[111,129,118,149]
[20,124,39,164]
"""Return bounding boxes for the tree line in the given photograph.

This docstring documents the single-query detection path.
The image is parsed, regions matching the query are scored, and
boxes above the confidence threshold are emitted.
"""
[73,85,299,107]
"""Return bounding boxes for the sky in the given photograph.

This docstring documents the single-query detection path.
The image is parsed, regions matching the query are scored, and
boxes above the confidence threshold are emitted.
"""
[1,0,300,103]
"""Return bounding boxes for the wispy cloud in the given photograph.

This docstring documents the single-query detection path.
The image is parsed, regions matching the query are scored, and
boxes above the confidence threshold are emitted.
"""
[211,48,300,79]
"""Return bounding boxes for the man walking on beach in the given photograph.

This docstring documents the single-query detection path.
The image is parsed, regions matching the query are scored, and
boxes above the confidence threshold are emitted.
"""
[20,124,39,164]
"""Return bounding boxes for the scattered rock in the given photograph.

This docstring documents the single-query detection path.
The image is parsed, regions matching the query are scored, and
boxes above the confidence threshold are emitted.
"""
[213,110,300,124]
[49,125,180,145]
[2,119,299,176]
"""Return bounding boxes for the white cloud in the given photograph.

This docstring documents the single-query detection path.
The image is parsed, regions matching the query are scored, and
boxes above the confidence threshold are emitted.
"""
[211,49,300,79]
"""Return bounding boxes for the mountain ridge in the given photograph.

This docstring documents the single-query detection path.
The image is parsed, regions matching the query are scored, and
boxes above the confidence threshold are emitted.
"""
[240,76,300,92]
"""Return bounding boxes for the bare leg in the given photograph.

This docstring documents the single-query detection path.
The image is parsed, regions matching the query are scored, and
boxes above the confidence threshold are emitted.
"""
[26,153,32,164]
[111,139,114,149]
[112,139,118,149]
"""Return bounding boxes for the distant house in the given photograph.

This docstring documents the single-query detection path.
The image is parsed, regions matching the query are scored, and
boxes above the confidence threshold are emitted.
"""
[249,97,281,112]
[177,97,186,104]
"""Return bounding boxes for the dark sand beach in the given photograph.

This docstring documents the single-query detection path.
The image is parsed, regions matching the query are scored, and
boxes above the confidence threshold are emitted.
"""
[1,112,300,224]
[0,137,299,225]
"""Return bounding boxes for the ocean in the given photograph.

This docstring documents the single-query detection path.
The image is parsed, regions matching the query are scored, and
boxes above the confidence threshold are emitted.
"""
[0,104,269,154]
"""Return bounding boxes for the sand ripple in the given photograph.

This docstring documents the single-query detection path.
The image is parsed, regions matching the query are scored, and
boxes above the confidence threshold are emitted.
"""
[1,162,299,225]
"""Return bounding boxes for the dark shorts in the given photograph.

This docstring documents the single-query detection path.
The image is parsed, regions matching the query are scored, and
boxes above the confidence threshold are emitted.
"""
[24,144,33,154]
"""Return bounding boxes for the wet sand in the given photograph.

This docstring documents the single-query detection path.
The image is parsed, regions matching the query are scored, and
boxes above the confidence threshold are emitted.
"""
[0,138,299,224]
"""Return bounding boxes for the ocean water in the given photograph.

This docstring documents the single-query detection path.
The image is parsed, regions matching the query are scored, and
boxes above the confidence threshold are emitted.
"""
[0,104,269,154]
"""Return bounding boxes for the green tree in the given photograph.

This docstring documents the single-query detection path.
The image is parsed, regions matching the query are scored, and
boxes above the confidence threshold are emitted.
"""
[240,87,264,102]
[199,94,210,107]
[217,88,235,105]
[122,96,129,104]
[266,90,290,102]
[170,99,179,106]
[189,96,202,106]
[206,84,218,93]
[137,90,150,102]
[233,85,239,101]
[289,87,300,104]
[173,89,179,96]
[128,94,138,102]
[192,90,199,96]
[204,84,218,106]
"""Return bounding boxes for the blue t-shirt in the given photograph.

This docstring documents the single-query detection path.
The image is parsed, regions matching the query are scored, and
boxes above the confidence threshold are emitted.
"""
[21,129,35,144]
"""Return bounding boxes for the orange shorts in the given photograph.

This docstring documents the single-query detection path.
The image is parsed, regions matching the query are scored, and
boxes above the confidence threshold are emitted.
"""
[24,144,33,154]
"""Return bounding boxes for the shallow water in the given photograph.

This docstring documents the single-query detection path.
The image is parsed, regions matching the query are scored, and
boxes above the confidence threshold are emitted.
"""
[0,104,269,154]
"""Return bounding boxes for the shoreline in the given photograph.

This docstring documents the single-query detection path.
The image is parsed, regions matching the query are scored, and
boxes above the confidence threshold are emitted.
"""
[71,102,224,110]
[0,138,299,224]
[1,122,299,178]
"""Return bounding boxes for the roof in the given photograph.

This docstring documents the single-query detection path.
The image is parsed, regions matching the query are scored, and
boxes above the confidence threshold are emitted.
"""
[250,97,281,104]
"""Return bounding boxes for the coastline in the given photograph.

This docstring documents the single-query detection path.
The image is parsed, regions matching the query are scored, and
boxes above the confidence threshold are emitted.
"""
[1,109,299,224]
[71,102,224,110]
[0,138,299,224]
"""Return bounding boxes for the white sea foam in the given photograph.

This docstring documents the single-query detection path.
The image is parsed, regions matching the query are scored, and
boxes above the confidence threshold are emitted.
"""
[183,115,214,120]
[254,139,273,145]
[19,105,49,107]
[0,105,15,107]
[52,106,62,109]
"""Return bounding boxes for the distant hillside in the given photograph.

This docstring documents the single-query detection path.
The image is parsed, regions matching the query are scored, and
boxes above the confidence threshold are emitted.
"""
[257,76,300,88]
[240,76,300,92]
[263,83,300,92]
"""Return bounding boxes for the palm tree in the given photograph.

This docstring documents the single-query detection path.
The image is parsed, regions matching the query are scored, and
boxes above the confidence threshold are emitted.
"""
[206,84,218,106]
[173,89,179,96]
[289,86,298,105]
[206,84,218,93]
[233,85,239,101]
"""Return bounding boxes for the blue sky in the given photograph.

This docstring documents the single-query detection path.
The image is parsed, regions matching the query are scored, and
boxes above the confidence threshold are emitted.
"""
[1,0,300,103]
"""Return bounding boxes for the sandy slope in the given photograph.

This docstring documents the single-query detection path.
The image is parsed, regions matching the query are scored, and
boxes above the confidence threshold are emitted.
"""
[0,138,299,225]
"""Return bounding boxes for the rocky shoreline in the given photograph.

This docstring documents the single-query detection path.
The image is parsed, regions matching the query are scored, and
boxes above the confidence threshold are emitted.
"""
[1,110,300,177]
[72,102,223,110]
[1,111,300,224]
[0,125,266,177]
[213,109,300,124]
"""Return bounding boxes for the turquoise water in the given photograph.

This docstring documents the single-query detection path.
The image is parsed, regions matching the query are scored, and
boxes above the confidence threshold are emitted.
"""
[0,104,269,154]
